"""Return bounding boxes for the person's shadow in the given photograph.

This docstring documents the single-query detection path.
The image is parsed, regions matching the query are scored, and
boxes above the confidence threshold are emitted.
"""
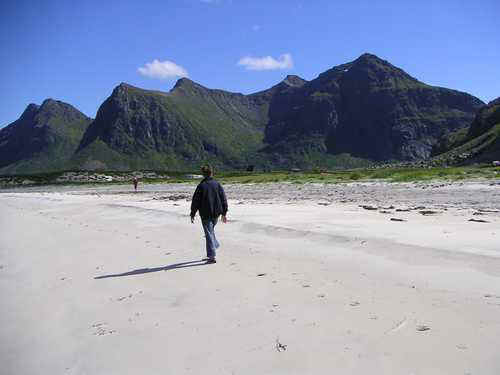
[94,260,209,279]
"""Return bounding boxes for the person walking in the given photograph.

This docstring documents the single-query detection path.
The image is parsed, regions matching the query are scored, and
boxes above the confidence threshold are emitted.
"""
[190,166,228,264]
[132,177,138,191]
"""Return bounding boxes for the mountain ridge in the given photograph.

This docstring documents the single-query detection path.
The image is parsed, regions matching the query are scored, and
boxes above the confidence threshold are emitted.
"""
[1,53,495,174]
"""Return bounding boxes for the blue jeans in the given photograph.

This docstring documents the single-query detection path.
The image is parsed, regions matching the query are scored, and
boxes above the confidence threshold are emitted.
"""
[202,217,220,258]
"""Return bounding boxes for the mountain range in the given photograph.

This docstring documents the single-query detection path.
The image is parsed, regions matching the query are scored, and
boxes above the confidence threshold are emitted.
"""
[0,53,497,174]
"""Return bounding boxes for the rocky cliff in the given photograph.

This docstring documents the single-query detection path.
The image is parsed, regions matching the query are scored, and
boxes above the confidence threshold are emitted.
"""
[263,53,484,161]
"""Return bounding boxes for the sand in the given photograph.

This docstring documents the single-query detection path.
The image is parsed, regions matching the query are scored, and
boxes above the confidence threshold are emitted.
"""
[1,180,499,374]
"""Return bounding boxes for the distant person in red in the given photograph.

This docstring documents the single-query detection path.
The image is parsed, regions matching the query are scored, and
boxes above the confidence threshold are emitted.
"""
[190,165,228,264]
[133,177,138,191]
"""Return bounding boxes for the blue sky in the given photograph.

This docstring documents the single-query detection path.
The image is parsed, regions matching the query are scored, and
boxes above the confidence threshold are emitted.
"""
[1,0,499,127]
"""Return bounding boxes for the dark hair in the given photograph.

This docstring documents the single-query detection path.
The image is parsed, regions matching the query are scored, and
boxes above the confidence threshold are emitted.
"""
[201,165,213,177]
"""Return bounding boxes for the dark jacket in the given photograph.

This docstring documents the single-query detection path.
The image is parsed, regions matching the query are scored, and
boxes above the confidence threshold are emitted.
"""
[190,177,228,220]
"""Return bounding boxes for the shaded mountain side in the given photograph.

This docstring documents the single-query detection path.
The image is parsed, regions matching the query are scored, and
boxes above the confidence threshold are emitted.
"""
[74,77,307,170]
[468,97,500,138]
[432,97,500,163]
[262,54,484,161]
[0,100,91,174]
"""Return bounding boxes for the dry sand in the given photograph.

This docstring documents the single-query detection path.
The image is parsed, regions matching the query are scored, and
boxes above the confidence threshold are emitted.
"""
[1,181,499,374]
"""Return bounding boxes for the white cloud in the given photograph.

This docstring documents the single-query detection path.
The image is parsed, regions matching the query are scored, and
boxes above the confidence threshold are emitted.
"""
[137,59,189,80]
[237,53,293,71]
[252,24,261,32]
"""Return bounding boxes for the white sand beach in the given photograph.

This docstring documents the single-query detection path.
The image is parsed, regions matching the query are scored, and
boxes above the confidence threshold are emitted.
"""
[1,181,500,374]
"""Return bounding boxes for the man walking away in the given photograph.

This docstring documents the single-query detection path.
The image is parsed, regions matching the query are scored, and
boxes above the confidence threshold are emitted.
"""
[190,166,228,264]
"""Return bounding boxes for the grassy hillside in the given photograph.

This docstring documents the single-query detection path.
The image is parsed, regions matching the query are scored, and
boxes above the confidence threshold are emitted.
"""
[75,82,270,170]
[433,98,500,164]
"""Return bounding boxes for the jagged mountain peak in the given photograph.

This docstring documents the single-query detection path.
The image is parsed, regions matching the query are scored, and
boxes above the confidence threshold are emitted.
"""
[173,77,194,88]
[20,103,40,118]
[40,98,73,111]
[354,52,387,63]
[171,77,211,94]
[113,82,144,94]
[316,53,417,85]
[282,75,307,87]
[41,98,58,106]
[107,82,171,100]
[488,97,500,106]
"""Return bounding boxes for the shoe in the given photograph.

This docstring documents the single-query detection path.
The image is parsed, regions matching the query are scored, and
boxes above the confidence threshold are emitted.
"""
[206,258,217,264]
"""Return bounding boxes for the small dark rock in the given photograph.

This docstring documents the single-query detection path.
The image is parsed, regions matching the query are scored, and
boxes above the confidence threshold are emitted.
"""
[468,218,489,223]
[416,325,431,332]
[419,210,439,215]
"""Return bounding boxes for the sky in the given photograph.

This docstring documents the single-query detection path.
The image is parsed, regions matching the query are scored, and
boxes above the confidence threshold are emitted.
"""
[1,0,499,127]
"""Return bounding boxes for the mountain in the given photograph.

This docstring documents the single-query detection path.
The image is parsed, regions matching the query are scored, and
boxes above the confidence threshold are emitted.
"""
[0,53,489,173]
[74,77,306,170]
[432,97,500,163]
[0,99,92,174]
[262,53,484,161]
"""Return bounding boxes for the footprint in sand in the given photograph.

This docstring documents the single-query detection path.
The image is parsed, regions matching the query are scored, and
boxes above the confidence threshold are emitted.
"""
[386,317,407,334]
[91,323,116,336]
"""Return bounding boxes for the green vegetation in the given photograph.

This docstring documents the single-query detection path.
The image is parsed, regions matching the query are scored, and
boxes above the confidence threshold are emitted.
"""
[433,123,500,165]
[2,165,498,189]
[432,97,500,164]
[216,166,499,184]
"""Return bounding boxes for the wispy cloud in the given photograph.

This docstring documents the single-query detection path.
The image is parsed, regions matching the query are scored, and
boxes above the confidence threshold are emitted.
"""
[237,53,293,71]
[137,59,189,80]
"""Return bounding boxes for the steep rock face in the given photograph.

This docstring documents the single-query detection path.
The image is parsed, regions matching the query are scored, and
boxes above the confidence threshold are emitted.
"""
[0,99,91,173]
[76,78,307,169]
[263,54,484,161]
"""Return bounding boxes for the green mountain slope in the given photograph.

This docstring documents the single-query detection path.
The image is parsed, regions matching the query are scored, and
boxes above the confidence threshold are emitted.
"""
[0,99,92,174]
[74,78,306,170]
[433,97,500,163]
